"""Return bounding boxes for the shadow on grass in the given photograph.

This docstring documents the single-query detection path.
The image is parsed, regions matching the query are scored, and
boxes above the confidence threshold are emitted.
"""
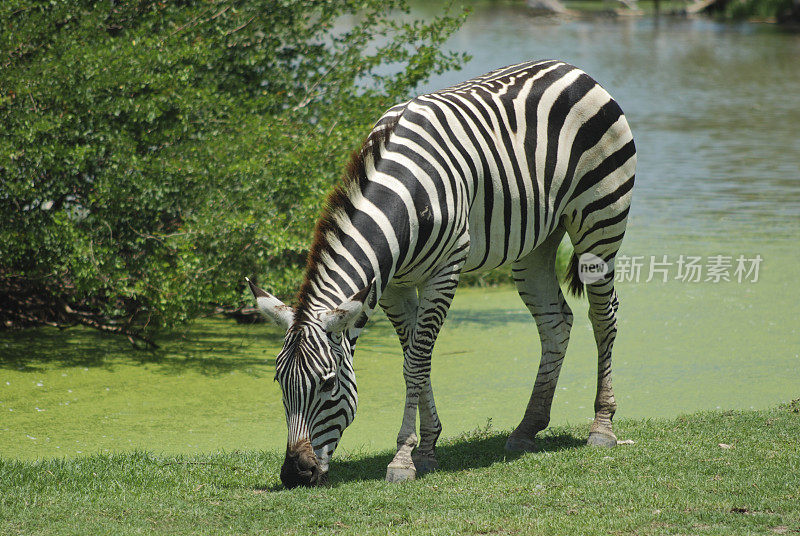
[255,430,585,492]
[0,318,283,376]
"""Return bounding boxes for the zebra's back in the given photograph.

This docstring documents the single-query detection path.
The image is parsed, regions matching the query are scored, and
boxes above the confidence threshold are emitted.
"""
[372,60,636,282]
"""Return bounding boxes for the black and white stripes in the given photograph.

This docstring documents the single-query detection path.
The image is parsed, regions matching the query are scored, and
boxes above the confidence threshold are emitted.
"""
[251,60,636,486]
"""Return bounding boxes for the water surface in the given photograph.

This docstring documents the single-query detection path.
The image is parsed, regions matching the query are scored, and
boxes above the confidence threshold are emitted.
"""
[414,3,800,245]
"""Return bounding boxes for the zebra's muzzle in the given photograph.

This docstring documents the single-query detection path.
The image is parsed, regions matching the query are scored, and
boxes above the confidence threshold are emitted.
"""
[280,440,327,488]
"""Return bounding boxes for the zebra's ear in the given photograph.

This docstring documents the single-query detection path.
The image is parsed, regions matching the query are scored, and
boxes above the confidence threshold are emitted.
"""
[319,280,375,334]
[246,277,294,329]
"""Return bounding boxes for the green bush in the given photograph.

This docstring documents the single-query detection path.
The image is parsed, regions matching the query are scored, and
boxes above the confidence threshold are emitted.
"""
[720,0,798,20]
[0,1,466,340]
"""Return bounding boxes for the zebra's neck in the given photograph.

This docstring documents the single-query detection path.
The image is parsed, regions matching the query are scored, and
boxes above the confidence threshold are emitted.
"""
[295,249,382,321]
[294,113,409,324]
[294,177,396,324]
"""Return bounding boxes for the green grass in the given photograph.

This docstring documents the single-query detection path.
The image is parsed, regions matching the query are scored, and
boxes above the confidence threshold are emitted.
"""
[2,403,798,535]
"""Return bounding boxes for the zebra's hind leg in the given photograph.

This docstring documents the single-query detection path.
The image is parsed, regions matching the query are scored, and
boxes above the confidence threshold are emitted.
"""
[568,231,625,447]
[506,229,573,453]
[584,275,620,448]
[563,141,633,448]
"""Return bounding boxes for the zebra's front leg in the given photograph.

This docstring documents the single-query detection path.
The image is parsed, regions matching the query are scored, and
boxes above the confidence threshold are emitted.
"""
[381,285,422,482]
[383,371,441,481]
[386,358,442,482]
[385,382,421,482]
[385,360,442,481]
[412,380,441,474]
[383,377,442,481]
[383,251,466,482]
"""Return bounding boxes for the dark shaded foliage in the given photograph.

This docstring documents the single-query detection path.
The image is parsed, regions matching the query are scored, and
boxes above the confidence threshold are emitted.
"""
[0,0,467,340]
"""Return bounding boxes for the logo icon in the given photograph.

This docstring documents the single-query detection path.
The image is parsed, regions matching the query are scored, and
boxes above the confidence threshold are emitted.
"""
[578,253,609,284]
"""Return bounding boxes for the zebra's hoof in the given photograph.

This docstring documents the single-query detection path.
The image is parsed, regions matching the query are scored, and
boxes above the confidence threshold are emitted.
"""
[587,432,617,448]
[505,434,537,453]
[412,453,439,475]
[385,464,416,483]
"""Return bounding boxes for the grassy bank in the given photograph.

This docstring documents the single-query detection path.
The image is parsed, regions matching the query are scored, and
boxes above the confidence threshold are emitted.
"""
[2,403,798,535]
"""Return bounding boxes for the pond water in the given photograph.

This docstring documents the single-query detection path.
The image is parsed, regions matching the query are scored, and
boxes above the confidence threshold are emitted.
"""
[414,1,800,245]
[2,5,798,460]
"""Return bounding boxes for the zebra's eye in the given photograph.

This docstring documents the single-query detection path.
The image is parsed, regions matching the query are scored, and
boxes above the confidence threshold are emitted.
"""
[319,375,336,393]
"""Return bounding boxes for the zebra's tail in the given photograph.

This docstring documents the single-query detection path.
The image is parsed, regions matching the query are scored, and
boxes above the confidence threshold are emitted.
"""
[565,251,585,298]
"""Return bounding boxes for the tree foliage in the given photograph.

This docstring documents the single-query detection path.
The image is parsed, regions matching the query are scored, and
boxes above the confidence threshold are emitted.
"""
[726,0,800,21]
[0,0,467,343]
[704,0,800,21]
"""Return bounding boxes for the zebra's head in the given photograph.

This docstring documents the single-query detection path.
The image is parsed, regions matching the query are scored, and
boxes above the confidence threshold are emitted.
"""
[246,278,371,488]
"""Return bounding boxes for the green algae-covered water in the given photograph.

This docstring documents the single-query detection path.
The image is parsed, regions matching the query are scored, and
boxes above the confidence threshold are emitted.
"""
[1,266,797,460]
[1,6,799,460]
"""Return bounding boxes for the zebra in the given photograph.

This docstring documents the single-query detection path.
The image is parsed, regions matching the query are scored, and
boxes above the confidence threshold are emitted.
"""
[248,59,636,488]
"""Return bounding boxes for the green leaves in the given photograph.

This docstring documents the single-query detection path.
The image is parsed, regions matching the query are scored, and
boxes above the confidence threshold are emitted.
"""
[0,0,467,335]
[722,0,797,20]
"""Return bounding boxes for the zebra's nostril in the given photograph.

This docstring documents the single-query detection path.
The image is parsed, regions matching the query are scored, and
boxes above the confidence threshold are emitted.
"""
[281,459,311,488]
[280,462,319,488]
[297,455,317,472]
[281,441,322,488]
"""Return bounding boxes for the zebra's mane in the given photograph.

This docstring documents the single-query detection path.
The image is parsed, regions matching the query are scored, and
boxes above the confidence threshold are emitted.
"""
[294,114,400,322]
